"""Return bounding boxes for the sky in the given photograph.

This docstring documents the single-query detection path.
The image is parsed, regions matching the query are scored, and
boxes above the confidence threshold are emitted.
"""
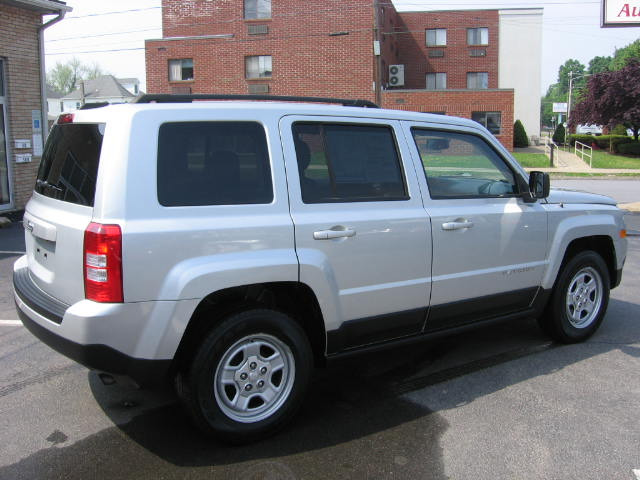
[43,0,640,94]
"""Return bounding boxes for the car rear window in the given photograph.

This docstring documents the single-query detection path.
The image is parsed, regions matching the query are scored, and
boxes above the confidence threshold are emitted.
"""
[157,122,273,206]
[35,123,104,207]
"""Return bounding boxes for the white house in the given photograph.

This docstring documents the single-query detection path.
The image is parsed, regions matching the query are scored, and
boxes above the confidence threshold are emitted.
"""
[60,75,138,111]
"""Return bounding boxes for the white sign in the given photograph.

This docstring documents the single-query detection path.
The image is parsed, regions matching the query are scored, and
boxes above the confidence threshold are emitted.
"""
[553,102,568,113]
[15,154,32,163]
[602,0,640,27]
[14,139,30,149]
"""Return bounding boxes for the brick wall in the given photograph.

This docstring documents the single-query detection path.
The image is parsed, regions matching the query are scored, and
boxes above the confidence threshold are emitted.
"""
[382,89,515,150]
[0,5,43,210]
[146,1,515,150]
[146,0,377,100]
[387,10,500,90]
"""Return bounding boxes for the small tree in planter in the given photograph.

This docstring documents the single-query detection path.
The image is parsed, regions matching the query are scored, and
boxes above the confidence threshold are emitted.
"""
[513,120,529,148]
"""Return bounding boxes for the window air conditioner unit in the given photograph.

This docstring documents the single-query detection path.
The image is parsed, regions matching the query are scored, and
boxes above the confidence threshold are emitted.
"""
[389,64,405,87]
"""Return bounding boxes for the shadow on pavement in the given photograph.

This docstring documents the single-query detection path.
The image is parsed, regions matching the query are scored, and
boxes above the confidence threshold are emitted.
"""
[1,296,638,479]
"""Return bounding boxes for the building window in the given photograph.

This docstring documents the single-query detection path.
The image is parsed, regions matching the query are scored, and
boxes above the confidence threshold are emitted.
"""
[246,55,272,79]
[467,27,488,45]
[426,28,447,47]
[426,73,447,90]
[472,111,502,135]
[245,0,271,19]
[467,72,488,89]
[169,59,194,81]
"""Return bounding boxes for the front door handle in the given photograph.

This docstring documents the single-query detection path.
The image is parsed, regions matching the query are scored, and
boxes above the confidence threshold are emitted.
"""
[442,220,474,231]
[313,227,356,240]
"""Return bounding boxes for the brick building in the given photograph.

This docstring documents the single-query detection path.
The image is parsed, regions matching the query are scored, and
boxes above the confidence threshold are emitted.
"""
[0,0,71,213]
[145,0,542,151]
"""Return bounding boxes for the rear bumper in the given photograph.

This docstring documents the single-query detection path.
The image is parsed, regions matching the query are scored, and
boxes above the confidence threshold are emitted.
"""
[16,306,171,386]
[13,259,175,387]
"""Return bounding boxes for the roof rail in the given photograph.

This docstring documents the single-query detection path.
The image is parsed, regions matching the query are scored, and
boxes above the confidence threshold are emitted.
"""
[79,102,109,110]
[133,94,379,108]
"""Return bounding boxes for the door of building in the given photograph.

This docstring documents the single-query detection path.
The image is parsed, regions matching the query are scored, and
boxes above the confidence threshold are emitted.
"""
[0,59,11,210]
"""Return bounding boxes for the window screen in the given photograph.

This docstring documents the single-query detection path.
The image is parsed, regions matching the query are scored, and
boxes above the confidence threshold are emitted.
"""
[292,123,407,203]
[472,111,502,135]
[157,122,273,206]
[467,27,489,45]
[467,72,488,89]
[35,123,104,206]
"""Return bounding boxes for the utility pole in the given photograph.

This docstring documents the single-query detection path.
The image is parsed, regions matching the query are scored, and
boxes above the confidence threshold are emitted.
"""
[565,70,573,145]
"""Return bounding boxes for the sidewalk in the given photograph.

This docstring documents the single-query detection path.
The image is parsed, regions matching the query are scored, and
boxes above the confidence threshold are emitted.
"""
[517,144,640,174]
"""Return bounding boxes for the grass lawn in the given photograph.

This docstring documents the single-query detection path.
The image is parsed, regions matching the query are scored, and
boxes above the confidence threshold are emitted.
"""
[511,153,550,168]
[589,150,640,169]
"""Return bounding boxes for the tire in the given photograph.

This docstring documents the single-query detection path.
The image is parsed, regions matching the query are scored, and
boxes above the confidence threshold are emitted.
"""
[539,250,610,343]
[180,309,313,444]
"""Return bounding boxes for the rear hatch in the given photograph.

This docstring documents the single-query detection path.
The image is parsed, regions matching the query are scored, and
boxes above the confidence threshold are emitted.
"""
[23,122,105,306]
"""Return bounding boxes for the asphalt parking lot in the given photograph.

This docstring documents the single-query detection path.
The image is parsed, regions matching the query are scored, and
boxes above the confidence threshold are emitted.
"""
[1,191,639,479]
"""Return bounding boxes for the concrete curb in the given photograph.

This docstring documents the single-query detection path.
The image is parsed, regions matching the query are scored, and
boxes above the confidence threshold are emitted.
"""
[620,202,640,213]
[0,217,11,229]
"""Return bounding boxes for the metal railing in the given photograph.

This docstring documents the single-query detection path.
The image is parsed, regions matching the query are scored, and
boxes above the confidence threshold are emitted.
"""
[574,140,593,168]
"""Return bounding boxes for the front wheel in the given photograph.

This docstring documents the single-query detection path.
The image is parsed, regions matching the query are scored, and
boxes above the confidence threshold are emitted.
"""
[180,309,313,443]
[539,250,610,343]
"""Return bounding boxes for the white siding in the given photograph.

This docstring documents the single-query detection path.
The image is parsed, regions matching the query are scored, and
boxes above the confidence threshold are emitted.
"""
[499,9,543,138]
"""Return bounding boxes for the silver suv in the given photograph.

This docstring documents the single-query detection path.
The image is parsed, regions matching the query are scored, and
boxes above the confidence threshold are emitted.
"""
[14,96,627,443]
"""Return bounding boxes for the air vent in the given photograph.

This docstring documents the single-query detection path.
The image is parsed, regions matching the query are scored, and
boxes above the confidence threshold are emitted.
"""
[470,49,487,57]
[248,24,269,35]
[171,86,192,94]
[248,83,270,94]
[428,49,445,58]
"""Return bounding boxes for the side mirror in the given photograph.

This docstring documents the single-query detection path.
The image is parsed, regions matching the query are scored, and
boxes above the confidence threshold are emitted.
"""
[528,171,550,200]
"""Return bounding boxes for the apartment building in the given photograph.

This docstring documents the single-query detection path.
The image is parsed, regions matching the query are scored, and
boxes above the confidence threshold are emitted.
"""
[0,0,71,213]
[146,0,543,150]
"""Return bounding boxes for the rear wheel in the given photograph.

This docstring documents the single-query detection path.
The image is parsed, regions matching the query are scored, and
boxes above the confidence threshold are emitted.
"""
[180,309,312,443]
[539,250,610,343]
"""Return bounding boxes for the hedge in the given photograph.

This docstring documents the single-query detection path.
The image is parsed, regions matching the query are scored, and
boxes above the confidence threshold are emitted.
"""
[617,142,640,155]
[568,134,633,152]
[513,120,529,148]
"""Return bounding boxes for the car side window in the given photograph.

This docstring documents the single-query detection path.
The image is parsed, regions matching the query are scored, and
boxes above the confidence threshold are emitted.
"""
[411,128,519,199]
[157,122,273,206]
[292,122,408,203]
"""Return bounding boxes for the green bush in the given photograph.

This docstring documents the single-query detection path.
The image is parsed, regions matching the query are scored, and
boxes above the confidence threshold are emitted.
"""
[592,135,634,152]
[513,120,529,148]
[552,124,566,144]
[617,142,640,155]
[610,124,628,136]
[568,134,598,147]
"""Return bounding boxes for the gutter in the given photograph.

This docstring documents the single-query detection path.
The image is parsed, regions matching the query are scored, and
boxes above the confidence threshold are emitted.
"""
[37,8,67,140]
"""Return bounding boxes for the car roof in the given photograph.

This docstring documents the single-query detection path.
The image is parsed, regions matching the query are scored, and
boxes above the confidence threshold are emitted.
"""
[68,100,483,131]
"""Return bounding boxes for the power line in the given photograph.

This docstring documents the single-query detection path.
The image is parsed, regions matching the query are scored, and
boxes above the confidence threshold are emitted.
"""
[47,28,161,43]
[64,6,161,20]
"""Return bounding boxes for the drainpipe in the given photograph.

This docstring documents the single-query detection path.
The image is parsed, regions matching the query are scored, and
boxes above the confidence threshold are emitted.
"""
[38,9,67,140]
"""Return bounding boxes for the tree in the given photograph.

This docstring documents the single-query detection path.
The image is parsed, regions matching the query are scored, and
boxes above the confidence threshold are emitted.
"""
[513,120,529,148]
[558,59,586,94]
[588,56,612,75]
[46,57,108,95]
[610,39,640,71]
[571,62,640,140]
[553,123,565,144]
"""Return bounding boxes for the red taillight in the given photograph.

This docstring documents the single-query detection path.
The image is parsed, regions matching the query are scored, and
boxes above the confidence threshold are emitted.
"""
[83,222,123,303]
[57,113,74,124]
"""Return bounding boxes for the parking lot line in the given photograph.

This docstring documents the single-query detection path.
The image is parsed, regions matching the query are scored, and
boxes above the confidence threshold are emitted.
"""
[0,320,22,326]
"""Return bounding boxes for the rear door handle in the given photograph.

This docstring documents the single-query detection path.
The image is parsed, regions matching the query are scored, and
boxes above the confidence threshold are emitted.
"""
[442,220,474,231]
[313,228,356,240]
